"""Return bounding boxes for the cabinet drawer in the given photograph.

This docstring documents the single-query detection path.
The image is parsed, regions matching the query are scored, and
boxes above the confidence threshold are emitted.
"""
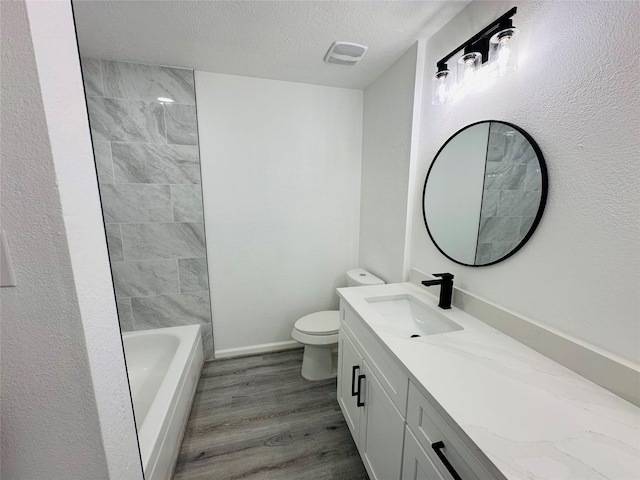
[407,382,495,480]
[402,426,446,480]
[341,304,408,416]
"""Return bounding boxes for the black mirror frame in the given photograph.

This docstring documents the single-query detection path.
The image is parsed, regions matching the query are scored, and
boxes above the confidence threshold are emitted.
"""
[422,120,548,267]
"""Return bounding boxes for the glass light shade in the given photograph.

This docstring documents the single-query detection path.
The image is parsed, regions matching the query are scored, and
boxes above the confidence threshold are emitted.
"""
[457,52,482,90]
[488,28,519,77]
[432,70,453,105]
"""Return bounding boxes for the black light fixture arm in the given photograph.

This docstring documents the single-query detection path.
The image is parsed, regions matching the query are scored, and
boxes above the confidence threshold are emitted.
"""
[435,6,517,72]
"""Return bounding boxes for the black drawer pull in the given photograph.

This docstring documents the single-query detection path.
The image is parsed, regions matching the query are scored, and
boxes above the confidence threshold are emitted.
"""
[356,374,365,407]
[351,365,360,396]
[432,441,462,480]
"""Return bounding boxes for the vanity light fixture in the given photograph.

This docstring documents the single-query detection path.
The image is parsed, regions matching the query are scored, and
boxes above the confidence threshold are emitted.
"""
[431,7,519,105]
[157,97,174,103]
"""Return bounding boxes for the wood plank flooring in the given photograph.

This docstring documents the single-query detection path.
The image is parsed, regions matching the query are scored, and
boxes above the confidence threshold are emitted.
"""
[173,348,369,480]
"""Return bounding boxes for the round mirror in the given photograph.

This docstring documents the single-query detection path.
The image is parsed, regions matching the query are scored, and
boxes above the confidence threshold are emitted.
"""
[422,120,547,266]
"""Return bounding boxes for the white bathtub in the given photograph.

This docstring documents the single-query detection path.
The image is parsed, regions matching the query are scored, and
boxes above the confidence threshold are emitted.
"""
[122,325,204,480]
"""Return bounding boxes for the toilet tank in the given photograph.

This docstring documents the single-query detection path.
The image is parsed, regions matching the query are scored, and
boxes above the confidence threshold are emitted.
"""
[346,268,385,287]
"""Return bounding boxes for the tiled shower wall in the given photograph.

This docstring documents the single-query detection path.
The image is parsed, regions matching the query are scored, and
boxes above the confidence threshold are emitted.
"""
[81,59,214,359]
[475,122,542,264]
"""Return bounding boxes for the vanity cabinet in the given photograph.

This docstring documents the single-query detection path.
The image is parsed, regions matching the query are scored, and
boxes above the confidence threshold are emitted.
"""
[338,307,406,480]
[405,383,493,480]
[338,302,496,480]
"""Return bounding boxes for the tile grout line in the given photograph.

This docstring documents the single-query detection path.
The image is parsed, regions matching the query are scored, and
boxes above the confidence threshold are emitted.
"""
[177,258,183,294]
[118,223,125,262]
[162,103,169,145]
[108,141,116,184]
[110,257,205,264]
[122,289,210,301]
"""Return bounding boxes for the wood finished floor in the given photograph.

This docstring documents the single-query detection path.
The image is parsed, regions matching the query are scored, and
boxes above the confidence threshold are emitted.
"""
[173,348,369,480]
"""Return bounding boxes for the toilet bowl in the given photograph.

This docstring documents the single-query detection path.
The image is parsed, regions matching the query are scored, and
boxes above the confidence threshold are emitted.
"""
[292,268,385,381]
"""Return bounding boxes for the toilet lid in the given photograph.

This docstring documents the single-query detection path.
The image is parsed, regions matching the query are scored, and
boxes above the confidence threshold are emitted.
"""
[295,311,340,335]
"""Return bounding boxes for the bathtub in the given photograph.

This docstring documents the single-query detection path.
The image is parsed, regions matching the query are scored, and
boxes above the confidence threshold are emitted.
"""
[122,325,204,480]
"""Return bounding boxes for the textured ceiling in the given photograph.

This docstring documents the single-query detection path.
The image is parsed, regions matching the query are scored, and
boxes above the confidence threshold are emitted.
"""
[72,0,470,90]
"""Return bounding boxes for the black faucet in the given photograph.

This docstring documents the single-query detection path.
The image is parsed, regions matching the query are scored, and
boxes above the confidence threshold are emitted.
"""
[421,273,454,309]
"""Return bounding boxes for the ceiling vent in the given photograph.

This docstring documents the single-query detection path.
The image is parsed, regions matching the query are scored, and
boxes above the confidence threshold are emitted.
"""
[324,42,368,66]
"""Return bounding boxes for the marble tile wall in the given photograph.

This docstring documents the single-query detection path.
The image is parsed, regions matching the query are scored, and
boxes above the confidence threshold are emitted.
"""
[82,58,214,359]
[475,123,542,265]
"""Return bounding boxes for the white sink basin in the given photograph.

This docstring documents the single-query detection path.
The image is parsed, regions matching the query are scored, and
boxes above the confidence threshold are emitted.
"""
[366,295,463,338]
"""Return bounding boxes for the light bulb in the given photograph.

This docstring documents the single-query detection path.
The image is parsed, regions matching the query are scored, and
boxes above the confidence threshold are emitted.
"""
[432,70,453,105]
[496,38,512,75]
[437,77,447,101]
[457,52,482,91]
[489,28,519,77]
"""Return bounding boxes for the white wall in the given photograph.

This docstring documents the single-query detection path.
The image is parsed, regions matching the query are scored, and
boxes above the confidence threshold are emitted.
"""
[0,1,142,478]
[359,44,419,283]
[410,0,640,363]
[196,72,362,353]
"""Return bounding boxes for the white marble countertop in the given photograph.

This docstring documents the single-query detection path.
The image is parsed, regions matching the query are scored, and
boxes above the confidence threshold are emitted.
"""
[337,282,640,480]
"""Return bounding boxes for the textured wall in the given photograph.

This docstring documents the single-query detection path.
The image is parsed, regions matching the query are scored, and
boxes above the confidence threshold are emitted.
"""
[0,1,141,478]
[196,72,362,353]
[359,43,419,283]
[410,0,640,363]
[81,59,214,359]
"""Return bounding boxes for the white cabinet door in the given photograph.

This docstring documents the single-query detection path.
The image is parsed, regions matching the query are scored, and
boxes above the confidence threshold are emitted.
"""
[338,331,363,441]
[402,426,446,480]
[360,360,405,480]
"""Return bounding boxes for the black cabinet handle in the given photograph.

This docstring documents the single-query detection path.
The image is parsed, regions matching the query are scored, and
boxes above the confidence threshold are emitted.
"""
[356,374,365,407]
[432,441,462,480]
[351,366,360,396]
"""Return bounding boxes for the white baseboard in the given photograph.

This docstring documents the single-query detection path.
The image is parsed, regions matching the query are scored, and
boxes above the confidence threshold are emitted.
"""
[214,340,302,359]
[410,268,640,407]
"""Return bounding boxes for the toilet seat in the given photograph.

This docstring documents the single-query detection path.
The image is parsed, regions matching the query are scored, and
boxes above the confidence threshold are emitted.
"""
[294,311,339,335]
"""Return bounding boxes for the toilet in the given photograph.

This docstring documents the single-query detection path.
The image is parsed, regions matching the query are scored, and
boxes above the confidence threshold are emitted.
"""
[292,268,385,380]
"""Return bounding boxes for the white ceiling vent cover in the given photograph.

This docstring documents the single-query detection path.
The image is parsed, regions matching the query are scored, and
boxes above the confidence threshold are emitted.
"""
[324,42,368,66]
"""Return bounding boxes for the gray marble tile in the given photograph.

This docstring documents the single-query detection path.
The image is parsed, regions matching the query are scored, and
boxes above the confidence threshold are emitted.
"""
[487,123,537,165]
[116,298,134,332]
[131,291,212,329]
[506,138,537,165]
[112,259,179,298]
[104,223,124,261]
[525,163,542,191]
[478,216,521,244]
[111,143,201,185]
[480,190,499,218]
[102,61,195,104]
[200,322,214,360]
[121,223,205,260]
[164,104,198,145]
[486,132,506,163]
[178,258,209,293]
[87,97,165,143]
[100,184,173,223]
[172,185,204,222]
[475,243,493,265]
[491,241,518,262]
[520,216,536,238]
[92,141,113,184]
[80,58,104,97]
[484,162,526,191]
[497,190,541,217]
